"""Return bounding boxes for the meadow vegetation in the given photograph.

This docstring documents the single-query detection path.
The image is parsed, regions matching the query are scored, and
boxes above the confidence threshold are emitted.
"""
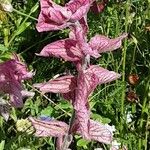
[0,0,149,150]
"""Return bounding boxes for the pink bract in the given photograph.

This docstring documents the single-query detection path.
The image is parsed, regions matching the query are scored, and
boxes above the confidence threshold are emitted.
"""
[29,117,68,137]
[72,65,120,139]
[36,0,91,32]
[0,55,34,108]
[36,39,84,62]
[34,75,76,93]
[72,119,114,144]
[29,116,114,144]
[37,22,127,62]
[89,33,128,53]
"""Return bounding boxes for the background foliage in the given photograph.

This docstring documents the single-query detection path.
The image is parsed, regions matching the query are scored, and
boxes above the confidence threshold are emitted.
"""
[0,0,150,150]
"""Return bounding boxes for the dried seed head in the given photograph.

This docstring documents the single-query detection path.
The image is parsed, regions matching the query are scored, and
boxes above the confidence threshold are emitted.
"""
[128,74,139,85]
[126,91,138,103]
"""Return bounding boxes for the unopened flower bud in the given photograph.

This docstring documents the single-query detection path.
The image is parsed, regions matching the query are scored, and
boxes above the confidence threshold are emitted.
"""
[126,91,138,103]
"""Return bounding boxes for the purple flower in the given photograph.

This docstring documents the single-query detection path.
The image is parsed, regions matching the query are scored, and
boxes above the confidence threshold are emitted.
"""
[33,65,120,142]
[36,23,127,61]
[29,116,115,146]
[34,1,128,147]
[36,0,91,32]
[0,54,34,108]
[90,0,108,14]
[70,65,120,140]
[39,115,53,121]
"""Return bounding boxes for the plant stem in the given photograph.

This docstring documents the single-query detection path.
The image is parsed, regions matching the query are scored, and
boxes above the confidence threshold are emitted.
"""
[61,110,75,150]
[27,83,71,117]
[138,77,149,150]
[120,0,130,136]
[8,3,38,46]
[13,9,38,21]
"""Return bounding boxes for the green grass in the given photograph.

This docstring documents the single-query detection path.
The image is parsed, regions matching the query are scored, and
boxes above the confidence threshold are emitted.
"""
[0,0,150,150]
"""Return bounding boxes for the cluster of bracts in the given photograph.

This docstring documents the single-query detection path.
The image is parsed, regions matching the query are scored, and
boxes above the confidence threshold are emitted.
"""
[0,0,127,149]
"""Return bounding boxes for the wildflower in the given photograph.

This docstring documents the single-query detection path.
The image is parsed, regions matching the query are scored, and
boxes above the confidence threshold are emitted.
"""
[0,54,34,108]
[110,140,128,150]
[126,90,138,103]
[33,65,120,143]
[36,0,91,32]
[37,23,127,61]
[34,19,127,145]
[34,1,128,148]
[110,140,121,150]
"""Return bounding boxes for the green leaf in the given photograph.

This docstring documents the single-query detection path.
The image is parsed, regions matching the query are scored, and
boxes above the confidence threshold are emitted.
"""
[40,105,54,116]
[91,113,111,124]
[10,107,17,122]
[0,140,5,150]
[55,101,72,110]
[0,52,12,62]
[30,3,38,13]
[91,113,103,122]
[0,44,8,52]
[102,117,111,124]
[15,22,31,36]
[77,138,89,148]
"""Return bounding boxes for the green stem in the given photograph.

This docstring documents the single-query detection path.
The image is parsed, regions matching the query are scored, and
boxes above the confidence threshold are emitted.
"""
[19,32,62,55]
[12,9,38,21]
[120,0,130,135]
[138,77,149,150]
[8,3,38,46]
[145,115,149,150]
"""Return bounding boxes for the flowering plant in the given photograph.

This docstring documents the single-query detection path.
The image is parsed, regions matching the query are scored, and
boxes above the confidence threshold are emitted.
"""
[0,54,34,120]
[27,0,127,149]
